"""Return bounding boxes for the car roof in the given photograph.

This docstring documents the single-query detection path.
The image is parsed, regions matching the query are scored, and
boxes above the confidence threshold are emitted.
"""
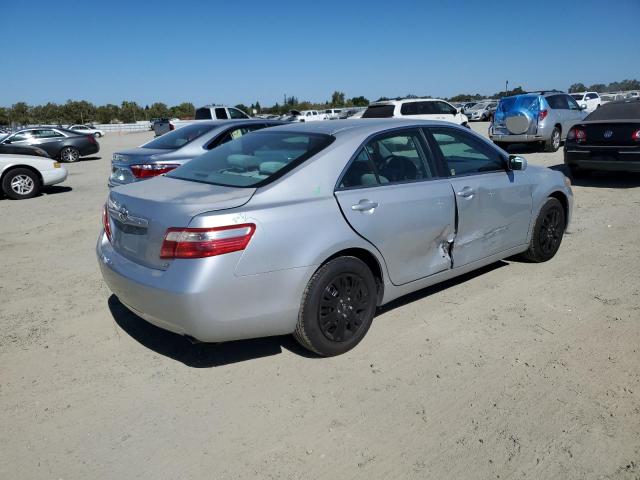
[263,118,465,138]
[371,98,445,106]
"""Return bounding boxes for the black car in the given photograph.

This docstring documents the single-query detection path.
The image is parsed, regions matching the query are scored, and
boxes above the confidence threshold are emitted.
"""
[0,143,51,158]
[564,99,640,178]
[0,127,100,162]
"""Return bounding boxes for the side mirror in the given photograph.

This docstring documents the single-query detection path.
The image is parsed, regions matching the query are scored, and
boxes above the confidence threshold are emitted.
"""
[508,155,527,171]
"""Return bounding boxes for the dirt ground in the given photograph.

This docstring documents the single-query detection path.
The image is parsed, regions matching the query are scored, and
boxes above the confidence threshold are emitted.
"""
[1,123,639,479]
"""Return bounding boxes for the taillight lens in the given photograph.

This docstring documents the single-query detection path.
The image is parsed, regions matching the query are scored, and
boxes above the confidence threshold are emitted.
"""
[538,110,548,122]
[130,164,179,179]
[87,134,97,144]
[102,204,112,242]
[160,224,256,259]
[568,127,587,143]
[632,129,640,142]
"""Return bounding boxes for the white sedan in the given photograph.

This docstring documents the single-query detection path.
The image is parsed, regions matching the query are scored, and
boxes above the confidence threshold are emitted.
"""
[1,154,68,200]
[69,124,106,137]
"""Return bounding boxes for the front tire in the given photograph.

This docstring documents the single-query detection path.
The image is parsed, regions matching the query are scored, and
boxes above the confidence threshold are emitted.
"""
[60,146,80,162]
[544,127,561,152]
[94,132,102,138]
[2,168,41,200]
[521,197,566,262]
[294,257,377,356]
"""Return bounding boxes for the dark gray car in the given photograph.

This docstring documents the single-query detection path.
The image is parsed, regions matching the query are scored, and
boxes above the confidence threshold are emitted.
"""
[109,119,283,186]
[0,127,99,162]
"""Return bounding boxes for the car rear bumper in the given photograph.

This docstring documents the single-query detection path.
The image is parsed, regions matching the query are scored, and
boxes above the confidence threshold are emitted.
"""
[490,132,546,143]
[96,232,315,342]
[41,168,68,186]
[564,149,640,172]
[80,143,100,156]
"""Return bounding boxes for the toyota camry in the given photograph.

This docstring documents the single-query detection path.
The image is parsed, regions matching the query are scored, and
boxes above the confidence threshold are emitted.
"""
[97,119,573,356]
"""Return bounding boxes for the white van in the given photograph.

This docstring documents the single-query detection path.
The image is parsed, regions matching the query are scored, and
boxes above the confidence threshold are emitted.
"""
[362,98,468,126]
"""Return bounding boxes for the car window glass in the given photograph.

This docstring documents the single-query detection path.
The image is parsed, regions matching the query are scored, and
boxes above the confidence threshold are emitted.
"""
[144,123,217,149]
[339,149,382,188]
[566,95,581,110]
[33,129,63,138]
[215,108,228,119]
[435,101,456,115]
[546,95,562,109]
[429,128,504,176]
[211,125,264,148]
[7,132,30,142]
[228,108,247,119]
[362,130,433,183]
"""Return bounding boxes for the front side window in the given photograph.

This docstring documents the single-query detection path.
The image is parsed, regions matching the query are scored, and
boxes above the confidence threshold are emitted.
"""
[168,132,333,187]
[435,101,457,115]
[5,131,31,143]
[229,108,248,119]
[566,96,581,110]
[571,94,585,101]
[143,123,217,149]
[215,108,228,119]
[428,127,504,176]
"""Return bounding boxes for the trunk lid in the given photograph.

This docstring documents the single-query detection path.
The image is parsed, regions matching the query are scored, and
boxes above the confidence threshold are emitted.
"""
[578,121,640,147]
[113,147,172,165]
[107,176,255,269]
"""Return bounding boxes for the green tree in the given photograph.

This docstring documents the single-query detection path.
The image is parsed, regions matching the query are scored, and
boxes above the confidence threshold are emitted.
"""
[568,83,587,93]
[170,102,195,119]
[0,107,9,125]
[588,83,607,93]
[330,91,346,107]
[235,104,249,114]
[148,102,170,119]
[255,101,261,113]
[9,102,31,125]
[348,96,369,107]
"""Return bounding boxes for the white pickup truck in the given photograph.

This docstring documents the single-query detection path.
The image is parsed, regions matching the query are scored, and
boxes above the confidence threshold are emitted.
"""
[152,105,250,136]
[288,109,328,122]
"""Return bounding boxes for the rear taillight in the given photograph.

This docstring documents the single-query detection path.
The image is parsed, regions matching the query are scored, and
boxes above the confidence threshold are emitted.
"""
[632,129,640,142]
[568,127,586,143]
[538,110,548,122]
[87,135,97,144]
[160,224,256,259]
[102,204,112,242]
[130,164,179,179]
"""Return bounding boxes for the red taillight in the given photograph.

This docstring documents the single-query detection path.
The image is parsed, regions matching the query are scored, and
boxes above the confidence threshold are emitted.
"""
[130,164,179,179]
[568,127,587,143]
[87,134,97,144]
[632,129,640,142]
[102,204,112,242]
[538,109,548,122]
[160,224,256,259]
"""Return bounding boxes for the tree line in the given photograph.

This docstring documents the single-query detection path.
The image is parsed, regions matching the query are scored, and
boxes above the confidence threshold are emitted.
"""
[2,79,638,126]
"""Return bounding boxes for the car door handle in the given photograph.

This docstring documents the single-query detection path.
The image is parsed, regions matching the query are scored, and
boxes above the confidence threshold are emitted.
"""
[456,186,475,198]
[351,199,378,212]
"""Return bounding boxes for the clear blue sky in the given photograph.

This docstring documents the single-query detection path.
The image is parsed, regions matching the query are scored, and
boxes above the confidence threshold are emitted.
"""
[1,0,638,107]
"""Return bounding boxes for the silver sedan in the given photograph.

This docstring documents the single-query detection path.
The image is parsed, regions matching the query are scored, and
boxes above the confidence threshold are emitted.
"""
[97,119,573,356]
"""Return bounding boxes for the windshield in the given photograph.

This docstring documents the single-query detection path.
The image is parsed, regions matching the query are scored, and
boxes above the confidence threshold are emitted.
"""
[143,123,218,149]
[571,94,585,101]
[497,95,539,113]
[167,131,334,187]
[469,103,487,111]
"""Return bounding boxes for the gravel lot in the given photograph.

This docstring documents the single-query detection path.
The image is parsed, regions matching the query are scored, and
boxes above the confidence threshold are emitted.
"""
[1,123,639,479]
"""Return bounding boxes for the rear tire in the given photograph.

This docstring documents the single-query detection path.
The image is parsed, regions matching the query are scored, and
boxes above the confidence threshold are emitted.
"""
[60,146,80,162]
[94,132,101,138]
[294,257,377,356]
[521,197,566,262]
[544,127,561,152]
[2,168,41,200]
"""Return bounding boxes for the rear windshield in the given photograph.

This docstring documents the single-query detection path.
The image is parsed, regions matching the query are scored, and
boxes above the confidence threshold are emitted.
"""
[195,108,213,120]
[498,95,539,113]
[362,105,395,118]
[143,123,218,150]
[571,94,585,101]
[167,132,334,187]
[585,100,640,121]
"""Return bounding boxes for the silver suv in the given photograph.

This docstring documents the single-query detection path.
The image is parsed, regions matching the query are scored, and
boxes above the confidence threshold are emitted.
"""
[490,91,587,152]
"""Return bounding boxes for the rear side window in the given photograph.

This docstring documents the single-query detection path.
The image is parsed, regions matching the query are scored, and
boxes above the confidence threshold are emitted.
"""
[215,108,228,119]
[427,127,504,176]
[143,123,217,149]
[362,104,395,118]
[340,130,434,186]
[33,129,64,138]
[195,108,213,120]
[167,132,334,187]
[546,95,567,109]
